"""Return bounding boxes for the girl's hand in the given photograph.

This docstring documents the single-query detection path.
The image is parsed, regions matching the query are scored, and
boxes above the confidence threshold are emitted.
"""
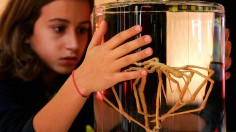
[225,28,232,80]
[75,21,153,95]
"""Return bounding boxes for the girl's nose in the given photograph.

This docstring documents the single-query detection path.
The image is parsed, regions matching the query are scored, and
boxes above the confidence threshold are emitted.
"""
[65,32,79,50]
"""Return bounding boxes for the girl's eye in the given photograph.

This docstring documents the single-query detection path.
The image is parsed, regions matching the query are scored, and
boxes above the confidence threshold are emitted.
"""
[77,27,89,34]
[53,26,66,33]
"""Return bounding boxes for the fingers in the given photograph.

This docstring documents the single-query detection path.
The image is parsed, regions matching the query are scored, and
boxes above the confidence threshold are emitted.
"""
[225,72,231,80]
[107,25,152,68]
[225,28,231,81]
[112,35,152,59]
[104,25,143,50]
[225,41,232,57]
[113,70,148,83]
[225,41,232,71]
[89,21,107,47]
[225,56,232,70]
[225,28,230,41]
[225,40,232,70]
[114,47,153,69]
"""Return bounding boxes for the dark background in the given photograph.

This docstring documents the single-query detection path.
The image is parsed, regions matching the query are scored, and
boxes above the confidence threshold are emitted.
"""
[210,0,236,131]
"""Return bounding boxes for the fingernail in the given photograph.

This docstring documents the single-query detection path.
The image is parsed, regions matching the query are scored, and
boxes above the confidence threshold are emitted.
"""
[144,35,151,42]
[145,47,153,55]
[135,25,142,32]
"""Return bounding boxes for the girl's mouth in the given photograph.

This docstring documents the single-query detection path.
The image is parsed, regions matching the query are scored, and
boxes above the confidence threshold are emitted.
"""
[60,57,78,66]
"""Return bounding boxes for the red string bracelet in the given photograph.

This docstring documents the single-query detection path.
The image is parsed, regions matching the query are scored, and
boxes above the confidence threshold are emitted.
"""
[72,70,89,98]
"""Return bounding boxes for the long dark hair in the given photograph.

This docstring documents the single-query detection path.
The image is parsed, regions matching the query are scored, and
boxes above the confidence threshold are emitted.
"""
[0,0,94,81]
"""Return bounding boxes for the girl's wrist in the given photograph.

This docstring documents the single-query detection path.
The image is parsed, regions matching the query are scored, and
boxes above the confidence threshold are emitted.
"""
[72,70,91,98]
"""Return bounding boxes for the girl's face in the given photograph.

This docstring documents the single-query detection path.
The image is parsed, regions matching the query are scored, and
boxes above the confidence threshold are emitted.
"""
[29,0,91,74]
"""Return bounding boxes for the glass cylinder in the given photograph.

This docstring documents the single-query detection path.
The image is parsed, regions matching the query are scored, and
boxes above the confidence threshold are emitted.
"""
[93,0,225,132]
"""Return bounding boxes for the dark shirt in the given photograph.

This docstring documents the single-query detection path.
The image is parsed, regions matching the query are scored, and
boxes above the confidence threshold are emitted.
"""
[0,79,94,132]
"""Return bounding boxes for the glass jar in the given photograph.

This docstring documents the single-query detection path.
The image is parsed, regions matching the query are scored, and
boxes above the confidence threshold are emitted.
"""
[93,0,225,131]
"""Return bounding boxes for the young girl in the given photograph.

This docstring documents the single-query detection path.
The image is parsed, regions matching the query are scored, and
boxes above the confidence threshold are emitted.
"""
[0,0,232,131]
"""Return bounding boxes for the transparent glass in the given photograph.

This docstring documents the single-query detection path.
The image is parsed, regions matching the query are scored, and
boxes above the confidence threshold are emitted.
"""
[93,0,225,132]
